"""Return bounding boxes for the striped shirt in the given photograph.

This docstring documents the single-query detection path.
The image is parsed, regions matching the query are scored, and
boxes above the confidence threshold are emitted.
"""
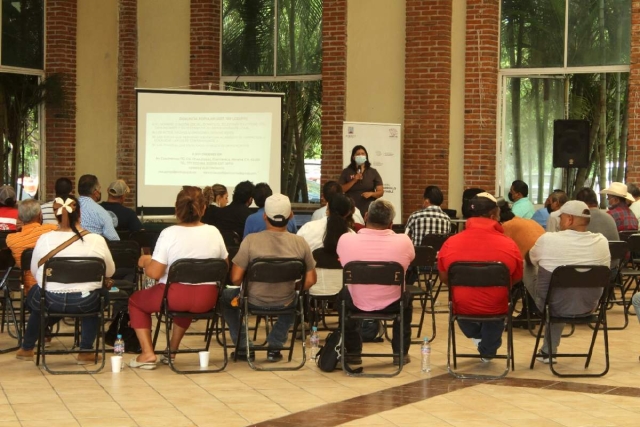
[78,196,120,241]
[41,200,56,224]
[6,222,58,292]
[404,205,452,246]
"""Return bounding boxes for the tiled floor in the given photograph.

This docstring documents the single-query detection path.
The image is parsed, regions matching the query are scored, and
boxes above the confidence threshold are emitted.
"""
[2,302,640,426]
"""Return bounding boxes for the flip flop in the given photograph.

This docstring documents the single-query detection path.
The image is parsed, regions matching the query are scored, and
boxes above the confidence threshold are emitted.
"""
[129,357,157,370]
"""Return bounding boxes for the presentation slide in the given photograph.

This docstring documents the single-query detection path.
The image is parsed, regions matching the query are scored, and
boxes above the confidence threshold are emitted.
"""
[136,90,283,214]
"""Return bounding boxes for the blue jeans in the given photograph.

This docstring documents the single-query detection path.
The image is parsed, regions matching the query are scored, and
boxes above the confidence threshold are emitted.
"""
[221,287,294,349]
[633,293,640,324]
[457,319,504,357]
[22,286,106,351]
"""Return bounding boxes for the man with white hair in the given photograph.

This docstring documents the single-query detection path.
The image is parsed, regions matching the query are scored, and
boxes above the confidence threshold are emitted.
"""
[526,200,610,364]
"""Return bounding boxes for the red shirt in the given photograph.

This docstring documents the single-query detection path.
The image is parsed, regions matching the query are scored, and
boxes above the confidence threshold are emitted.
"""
[0,206,18,230]
[437,217,523,315]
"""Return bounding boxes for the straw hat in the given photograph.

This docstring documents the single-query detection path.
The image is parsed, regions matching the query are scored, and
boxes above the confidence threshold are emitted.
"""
[600,182,635,203]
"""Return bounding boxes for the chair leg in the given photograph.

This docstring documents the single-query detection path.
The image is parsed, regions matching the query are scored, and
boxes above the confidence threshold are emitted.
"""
[529,309,546,369]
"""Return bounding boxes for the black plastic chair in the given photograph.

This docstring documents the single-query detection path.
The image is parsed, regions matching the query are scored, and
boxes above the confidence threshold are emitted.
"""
[421,233,451,304]
[37,257,107,374]
[529,265,611,378]
[238,257,307,371]
[0,230,17,249]
[447,261,513,379]
[152,258,229,374]
[405,246,438,343]
[308,248,342,330]
[340,261,406,378]
[0,248,20,353]
[106,240,141,312]
[600,241,631,330]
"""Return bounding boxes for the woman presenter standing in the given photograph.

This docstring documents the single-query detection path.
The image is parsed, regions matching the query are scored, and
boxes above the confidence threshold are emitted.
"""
[339,145,384,214]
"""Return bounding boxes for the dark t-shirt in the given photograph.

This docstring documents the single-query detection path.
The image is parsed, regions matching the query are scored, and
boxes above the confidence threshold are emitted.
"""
[338,166,383,213]
[202,202,252,240]
[100,202,142,232]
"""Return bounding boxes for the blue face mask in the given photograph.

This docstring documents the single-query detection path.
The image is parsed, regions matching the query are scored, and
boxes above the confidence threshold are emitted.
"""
[354,155,367,165]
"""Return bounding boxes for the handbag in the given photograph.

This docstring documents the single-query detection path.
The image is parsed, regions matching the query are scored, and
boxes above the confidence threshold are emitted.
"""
[315,330,342,372]
[105,309,142,353]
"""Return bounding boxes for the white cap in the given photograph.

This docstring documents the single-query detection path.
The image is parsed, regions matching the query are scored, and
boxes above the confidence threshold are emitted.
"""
[264,194,291,226]
[558,200,591,218]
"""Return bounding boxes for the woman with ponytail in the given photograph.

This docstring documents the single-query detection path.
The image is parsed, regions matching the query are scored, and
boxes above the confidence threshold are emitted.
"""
[128,186,228,369]
[15,195,116,364]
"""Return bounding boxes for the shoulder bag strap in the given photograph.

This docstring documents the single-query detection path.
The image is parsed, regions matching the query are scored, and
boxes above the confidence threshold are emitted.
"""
[37,230,91,267]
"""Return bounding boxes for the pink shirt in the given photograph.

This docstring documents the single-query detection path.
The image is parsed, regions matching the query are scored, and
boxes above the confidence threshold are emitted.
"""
[337,228,415,311]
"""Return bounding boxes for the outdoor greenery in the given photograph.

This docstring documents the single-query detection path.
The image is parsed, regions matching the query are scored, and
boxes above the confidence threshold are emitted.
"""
[222,0,322,203]
[501,0,631,205]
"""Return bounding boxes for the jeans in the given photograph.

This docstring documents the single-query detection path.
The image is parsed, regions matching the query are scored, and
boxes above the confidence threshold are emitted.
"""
[457,319,504,357]
[22,285,106,351]
[632,293,640,324]
[221,287,294,349]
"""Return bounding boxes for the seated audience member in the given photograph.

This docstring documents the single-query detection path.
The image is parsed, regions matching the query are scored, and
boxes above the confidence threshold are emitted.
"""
[244,183,297,238]
[77,174,120,240]
[628,183,640,220]
[203,180,255,240]
[499,200,545,325]
[404,185,452,245]
[129,186,229,369]
[336,199,415,365]
[298,194,354,296]
[509,180,535,219]
[526,200,610,363]
[575,187,619,241]
[438,193,523,361]
[6,200,58,293]
[600,182,638,231]
[100,179,142,233]
[0,185,19,230]
[221,194,316,362]
[542,190,568,232]
[41,177,73,225]
[15,196,116,363]
[311,181,365,225]
[203,184,229,210]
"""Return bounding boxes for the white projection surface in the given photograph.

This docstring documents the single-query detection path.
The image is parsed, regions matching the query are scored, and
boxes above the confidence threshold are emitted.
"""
[136,89,282,213]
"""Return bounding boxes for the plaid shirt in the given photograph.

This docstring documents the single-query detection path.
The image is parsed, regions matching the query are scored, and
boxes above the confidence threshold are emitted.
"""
[608,204,639,231]
[404,205,452,246]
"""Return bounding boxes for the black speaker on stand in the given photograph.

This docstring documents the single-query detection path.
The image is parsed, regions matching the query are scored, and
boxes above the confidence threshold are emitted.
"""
[553,119,590,195]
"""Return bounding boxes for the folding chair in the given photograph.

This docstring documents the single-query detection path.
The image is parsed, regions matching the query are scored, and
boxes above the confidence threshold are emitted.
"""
[421,234,451,303]
[152,258,229,374]
[106,240,141,317]
[621,235,640,307]
[239,257,307,371]
[0,248,20,353]
[37,257,107,374]
[308,248,342,330]
[340,261,406,378]
[405,246,438,343]
[600,241,630,330]
[447,261,513,379]
[529,265,611,378]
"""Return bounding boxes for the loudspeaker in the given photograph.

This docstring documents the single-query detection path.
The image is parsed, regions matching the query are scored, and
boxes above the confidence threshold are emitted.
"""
[553,120,589,168]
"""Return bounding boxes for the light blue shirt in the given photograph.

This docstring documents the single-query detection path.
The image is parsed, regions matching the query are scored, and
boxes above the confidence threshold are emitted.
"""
[531,207,550,228]
[511,198,535,219]
[243,207,297,238]
[78,196,120,241]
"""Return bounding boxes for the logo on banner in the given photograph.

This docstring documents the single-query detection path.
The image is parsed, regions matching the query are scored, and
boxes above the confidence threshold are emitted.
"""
[389,128,399,138]
[348,126,354,135]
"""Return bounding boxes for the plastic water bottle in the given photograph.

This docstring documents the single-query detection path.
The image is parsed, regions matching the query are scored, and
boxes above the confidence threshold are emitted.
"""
[114,334,125,357]
[309,326,320,360]
[421,337,431,373]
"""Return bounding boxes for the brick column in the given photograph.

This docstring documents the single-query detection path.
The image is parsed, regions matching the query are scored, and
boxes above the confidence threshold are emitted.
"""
[117,0,137,207]
[45,0,77,200]
[190,0,221,88]
[320,0,347,188]
[464,0,500,191]
[627,1,640,183]
[403,1,452,219]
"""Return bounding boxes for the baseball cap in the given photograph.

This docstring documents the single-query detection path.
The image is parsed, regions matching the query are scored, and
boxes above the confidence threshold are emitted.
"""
[264,194,291,225]
[469,192,498,217]
[558,200,591,218]
[0,185,16,204]
[108,180,130,197]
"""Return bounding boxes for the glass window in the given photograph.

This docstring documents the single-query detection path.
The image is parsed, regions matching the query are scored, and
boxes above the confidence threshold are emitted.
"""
[277,0,321,75]
[2,0,44,69]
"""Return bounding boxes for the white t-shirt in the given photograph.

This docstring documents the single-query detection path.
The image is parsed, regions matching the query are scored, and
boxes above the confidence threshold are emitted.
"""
[310,205,365,225]
[529,229,610,272]
[630,200,640,220]
[31,231,116,293]
[297,217,328,251]
[152,224,229,284]
[545,210,562,232]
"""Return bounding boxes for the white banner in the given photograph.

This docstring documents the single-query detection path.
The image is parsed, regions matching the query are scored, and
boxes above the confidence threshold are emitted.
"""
[342,122,402,224]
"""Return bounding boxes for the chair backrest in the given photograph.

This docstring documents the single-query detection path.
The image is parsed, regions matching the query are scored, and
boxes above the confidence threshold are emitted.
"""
[343,261,404,287]
[626,234,640,253]
[41,257,106,290]
[619,230,639,242]
[0,230,16,249]
[220,229,242,247]
[245,258,306,284]
[420,233,450,251]
[448,261,511,288]
[166,258,229,284]
[410,246,437,269]
[608,241,628,269]
[0,248,16,290]
[20,248,33,272]
[107,240,140,267]
[391,224,406,234]
[548,265,610,292]
[312,248,342,270]
[128,230,161,254]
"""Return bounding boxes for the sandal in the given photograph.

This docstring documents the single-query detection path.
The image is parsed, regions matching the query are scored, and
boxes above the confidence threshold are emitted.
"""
[129,357,157,370]
[161,350,176,365]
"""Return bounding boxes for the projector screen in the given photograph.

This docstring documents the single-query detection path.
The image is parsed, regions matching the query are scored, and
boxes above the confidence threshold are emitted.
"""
[136,89,283,215]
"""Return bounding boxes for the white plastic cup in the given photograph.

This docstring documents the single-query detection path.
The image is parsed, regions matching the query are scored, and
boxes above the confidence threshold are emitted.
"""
[111,355,123,373]
[198,351,210,368]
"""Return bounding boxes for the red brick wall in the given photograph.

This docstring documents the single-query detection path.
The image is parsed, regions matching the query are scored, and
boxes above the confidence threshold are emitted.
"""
[190,0,221,88]
[628,1,640,184]
[464,0,500,191]
[44,0,77,200]
[403,1,452,219]
[320,0,347,189]
[117,0,137,207]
